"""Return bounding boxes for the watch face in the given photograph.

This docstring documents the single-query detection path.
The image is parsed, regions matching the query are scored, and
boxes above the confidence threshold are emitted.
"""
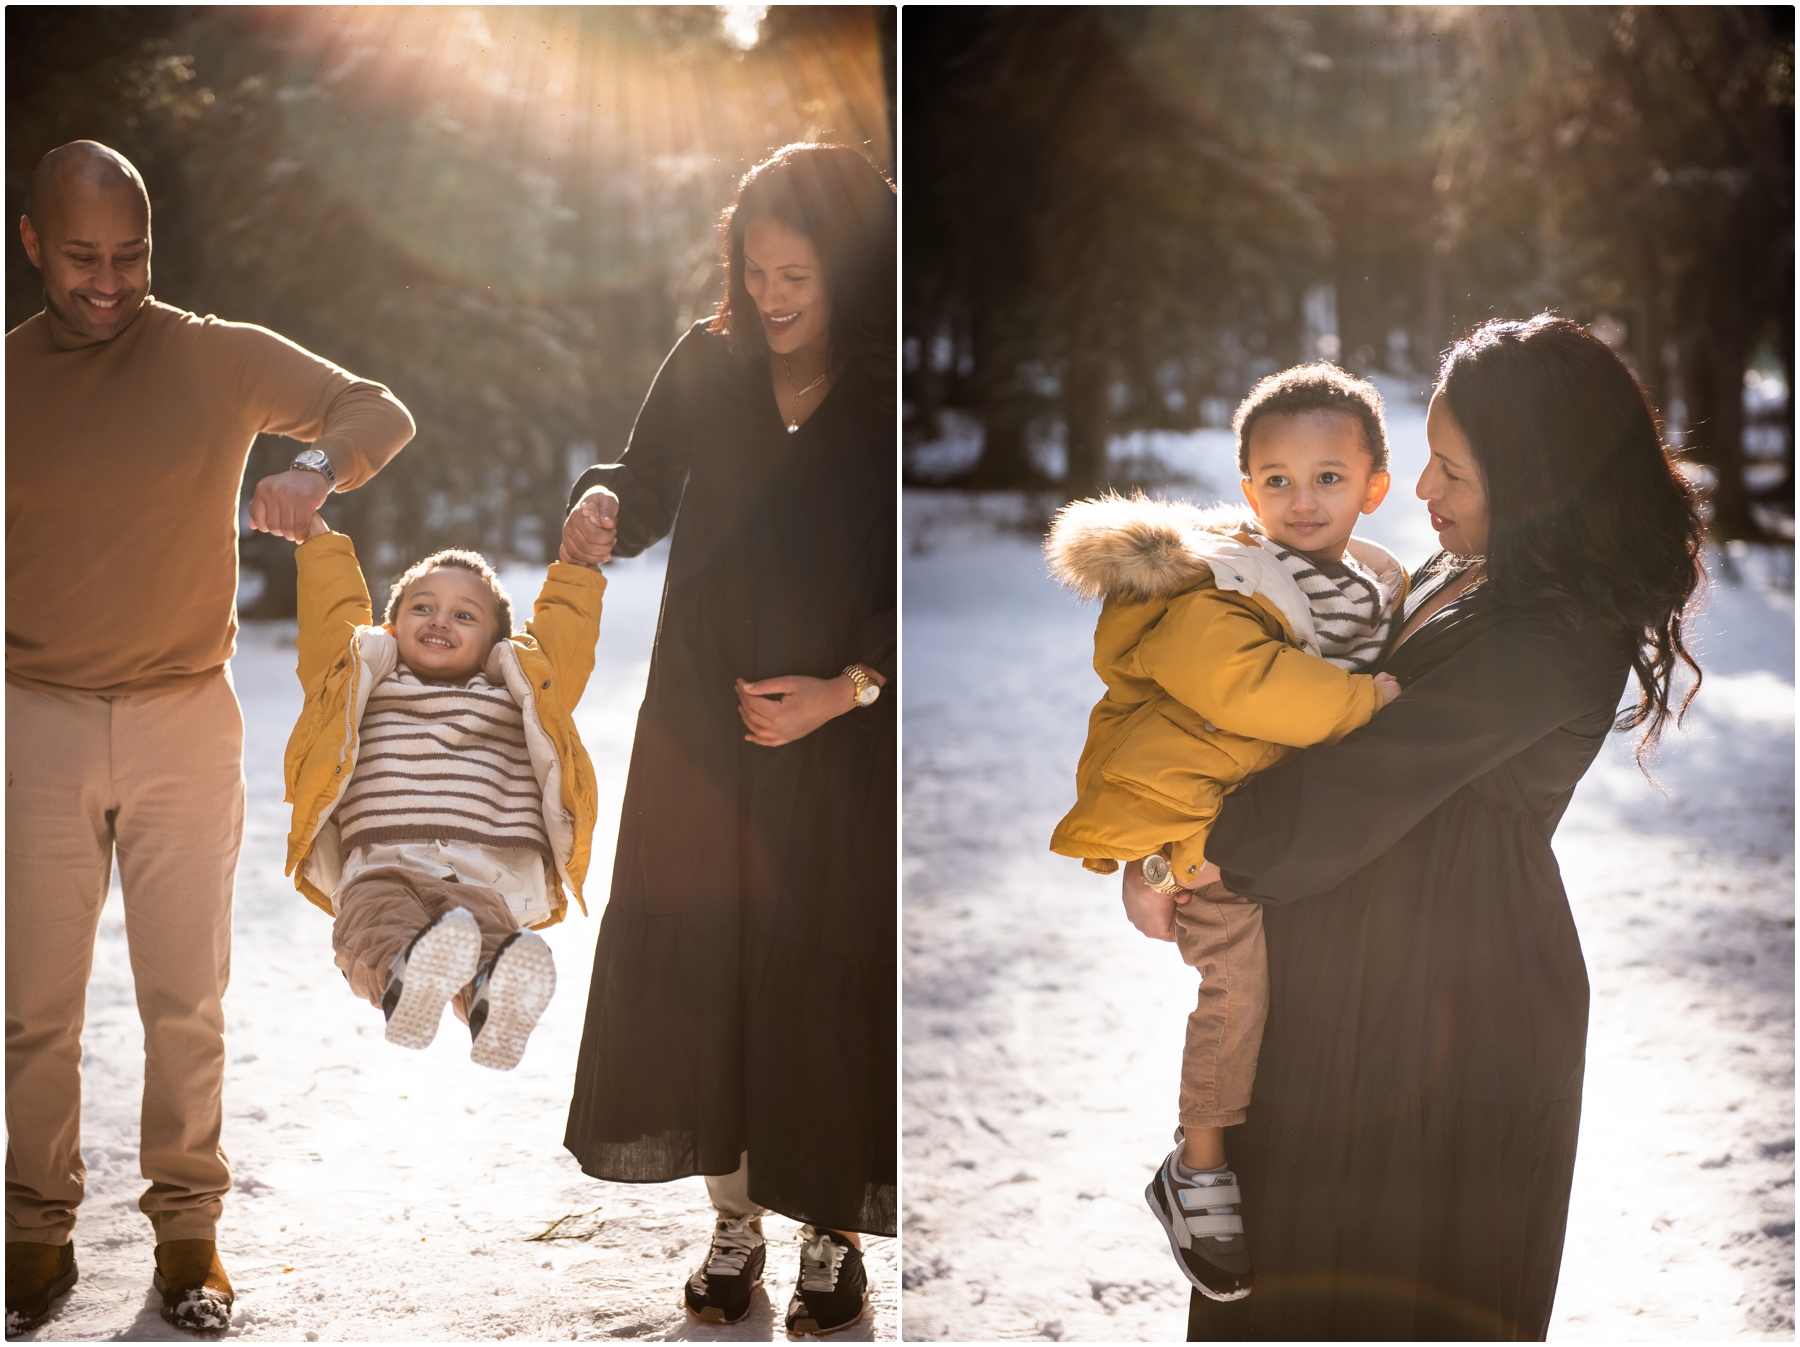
[857,683,880,707]
[1143,853,1171,885]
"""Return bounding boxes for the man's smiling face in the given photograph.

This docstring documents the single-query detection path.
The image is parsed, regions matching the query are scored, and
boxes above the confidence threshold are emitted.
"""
[21,170,151,343]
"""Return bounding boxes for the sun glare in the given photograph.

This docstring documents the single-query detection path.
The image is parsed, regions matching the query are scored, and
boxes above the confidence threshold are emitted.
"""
[248,6,886,297]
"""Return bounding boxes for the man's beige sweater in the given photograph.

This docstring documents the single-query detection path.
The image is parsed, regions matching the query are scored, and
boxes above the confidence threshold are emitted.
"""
[6,298,415,695]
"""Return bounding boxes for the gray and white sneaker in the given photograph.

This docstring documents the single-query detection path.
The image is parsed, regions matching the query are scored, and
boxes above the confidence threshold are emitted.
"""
[1145,1133,1253,1301]
[468,930,556,1071]
[382,907,482,1050]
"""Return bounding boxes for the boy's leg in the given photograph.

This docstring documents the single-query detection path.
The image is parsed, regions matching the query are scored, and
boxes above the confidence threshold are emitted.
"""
[1171,897,1268,1141]
[110,673,244,1244]
[417,880,520,1024]
[4,686,117,1246]
[331,868,438,1008]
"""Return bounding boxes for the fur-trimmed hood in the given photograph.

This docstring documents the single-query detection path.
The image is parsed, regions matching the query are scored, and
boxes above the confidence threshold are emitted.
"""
[1046,496,1266,602]
[1044,493,1405,658]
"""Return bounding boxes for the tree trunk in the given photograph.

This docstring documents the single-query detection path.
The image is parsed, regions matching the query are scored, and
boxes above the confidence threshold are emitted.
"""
[1683,324,1756,541]
[1064,345,1111,500]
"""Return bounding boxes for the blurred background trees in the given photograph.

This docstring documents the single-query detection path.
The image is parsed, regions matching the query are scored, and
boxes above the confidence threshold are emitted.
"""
[904,5,1793,544]
[8,4,895,614]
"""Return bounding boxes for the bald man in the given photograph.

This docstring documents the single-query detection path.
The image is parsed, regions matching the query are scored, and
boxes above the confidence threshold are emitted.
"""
[5,142,415,1335]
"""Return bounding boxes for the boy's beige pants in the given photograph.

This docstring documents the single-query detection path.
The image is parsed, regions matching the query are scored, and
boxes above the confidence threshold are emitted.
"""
[1172,893,1268,1129]
[331,866,518,1023]
[6,675,244,1245]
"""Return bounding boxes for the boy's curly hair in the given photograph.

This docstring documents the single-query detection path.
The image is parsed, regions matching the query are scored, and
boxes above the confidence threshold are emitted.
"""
[382,549,515,644]
[1232,363,1390,475]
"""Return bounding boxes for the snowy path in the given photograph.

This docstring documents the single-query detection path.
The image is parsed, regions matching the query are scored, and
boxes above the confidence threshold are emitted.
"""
[899,401,1794,1341]
[18,543,895,1342]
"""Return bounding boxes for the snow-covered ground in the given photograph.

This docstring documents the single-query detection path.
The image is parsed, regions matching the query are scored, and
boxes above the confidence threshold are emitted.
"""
[17,540,895,1342]
[900,388,1795,1341]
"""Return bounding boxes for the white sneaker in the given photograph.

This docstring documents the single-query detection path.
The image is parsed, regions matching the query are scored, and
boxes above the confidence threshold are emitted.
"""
[468,930,556,1071]
[381,907,481,1050]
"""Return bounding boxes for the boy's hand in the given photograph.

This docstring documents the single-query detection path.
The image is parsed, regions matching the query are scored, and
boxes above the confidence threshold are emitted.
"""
[1374,672,1402,706]
[304,512,330,540]
[560,486,619,566]
[248,468,331,542]
[1121,858,1191,942]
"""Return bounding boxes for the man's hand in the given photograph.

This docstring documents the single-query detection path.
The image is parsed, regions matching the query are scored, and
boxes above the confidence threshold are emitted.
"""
[249,468,332,543]
[560,486,620,566]
[735,667,885,748]
[1121,857,1192,942]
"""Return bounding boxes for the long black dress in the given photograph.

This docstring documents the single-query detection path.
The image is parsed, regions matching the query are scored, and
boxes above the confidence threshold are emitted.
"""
[563,322,895,1237]
[1189,563,1634,1341]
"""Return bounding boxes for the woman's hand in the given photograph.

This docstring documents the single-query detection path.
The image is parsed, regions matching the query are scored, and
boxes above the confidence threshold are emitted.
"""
[560,486,620,566]
[735,667,885,747]
[1121,858,1193,942]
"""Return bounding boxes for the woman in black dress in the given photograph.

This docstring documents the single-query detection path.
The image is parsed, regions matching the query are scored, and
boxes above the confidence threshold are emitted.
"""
[1148,316,1705,1340]
[558,143,895,1335]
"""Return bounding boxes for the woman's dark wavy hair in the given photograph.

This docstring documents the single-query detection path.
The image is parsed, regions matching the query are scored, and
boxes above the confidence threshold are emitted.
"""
[1435,313,1705,765]
[711,142,895,381]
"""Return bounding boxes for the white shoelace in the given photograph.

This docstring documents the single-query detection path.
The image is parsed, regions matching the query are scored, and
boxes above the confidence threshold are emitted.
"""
[703,1216,764,1278]
[797,1225,847,1292]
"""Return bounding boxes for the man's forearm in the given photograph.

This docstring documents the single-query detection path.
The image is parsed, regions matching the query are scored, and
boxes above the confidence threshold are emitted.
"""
[311,383,415,491]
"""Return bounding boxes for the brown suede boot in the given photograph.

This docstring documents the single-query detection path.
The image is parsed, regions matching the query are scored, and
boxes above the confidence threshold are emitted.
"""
[5,1241,77,1337]
[152,1240,233,1333]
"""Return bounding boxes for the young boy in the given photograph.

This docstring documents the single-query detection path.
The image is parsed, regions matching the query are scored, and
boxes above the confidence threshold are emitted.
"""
[277,501,610,1068]
[1046,365,1407,1301]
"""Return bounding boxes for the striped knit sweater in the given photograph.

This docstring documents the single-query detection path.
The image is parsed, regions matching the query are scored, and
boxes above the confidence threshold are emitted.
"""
[1263,540,1399,672]
[336,664,551,861]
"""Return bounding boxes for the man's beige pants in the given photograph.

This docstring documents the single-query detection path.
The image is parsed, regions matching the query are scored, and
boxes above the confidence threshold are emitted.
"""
[1172,894,1269,1130]
[5,674,244,1246]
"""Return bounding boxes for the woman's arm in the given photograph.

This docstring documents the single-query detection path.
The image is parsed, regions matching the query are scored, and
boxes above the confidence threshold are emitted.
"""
[564,328,704,559]
[1207,614,1626,903]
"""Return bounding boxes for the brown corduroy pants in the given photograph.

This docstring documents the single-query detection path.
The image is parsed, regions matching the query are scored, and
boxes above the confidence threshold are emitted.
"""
[331,866,519,1024]
[5,674,244,1245]
[1172,893,1269,1130]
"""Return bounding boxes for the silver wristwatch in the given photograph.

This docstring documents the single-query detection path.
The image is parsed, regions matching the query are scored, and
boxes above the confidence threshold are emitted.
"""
[290,447,337,491]
[1141,853,1186,896]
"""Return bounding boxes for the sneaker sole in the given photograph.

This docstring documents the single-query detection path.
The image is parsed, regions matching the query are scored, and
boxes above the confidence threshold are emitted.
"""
[385,910,481,1051]
[5,1259,78,1335]
[786,1290,869,1337]
[1144,1174,1251,1302]
[470,932,555,1071]
[682,1276,764,1325]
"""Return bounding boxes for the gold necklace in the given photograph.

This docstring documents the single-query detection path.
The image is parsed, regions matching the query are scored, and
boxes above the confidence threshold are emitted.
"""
[781,356,830,434]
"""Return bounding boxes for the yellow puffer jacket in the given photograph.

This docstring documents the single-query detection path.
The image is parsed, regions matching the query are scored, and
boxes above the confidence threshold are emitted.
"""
[1046,496,1407,885]
[282,530,605,927]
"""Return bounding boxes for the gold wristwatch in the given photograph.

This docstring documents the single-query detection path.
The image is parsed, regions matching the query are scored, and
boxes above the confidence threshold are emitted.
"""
[844,665,880,709]
[1141,852,1186,896]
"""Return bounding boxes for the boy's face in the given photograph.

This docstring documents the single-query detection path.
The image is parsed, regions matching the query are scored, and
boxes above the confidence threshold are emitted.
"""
[388,568,500,683]
[1240,411,1391,563]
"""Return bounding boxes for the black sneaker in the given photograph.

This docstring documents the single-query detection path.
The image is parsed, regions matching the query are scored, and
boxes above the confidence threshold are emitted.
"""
[381,907,481,1050]
[784,1227,867,1336]
[1145,1138,1253,1301]
[683,1215,766,1325]
[467,930,556,1071]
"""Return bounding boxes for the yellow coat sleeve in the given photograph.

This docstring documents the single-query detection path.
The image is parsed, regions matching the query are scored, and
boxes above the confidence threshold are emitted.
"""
[293,531,373,692]
[1139,588,1383,749]
[522,562,606,700]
